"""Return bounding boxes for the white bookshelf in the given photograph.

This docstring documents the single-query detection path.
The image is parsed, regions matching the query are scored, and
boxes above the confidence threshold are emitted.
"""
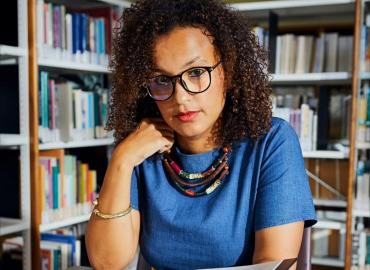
[0,134,28,146]
[314,220,346,230]
[271,72,351,84]
[0,218,29,237]
[311,257,345,267]
[39,137,114,150]
[97,0,131,8]
[39,214,90,232]
[231,0,354,11]
[302,150,348,159]
[0,0,31,269]
[353,209,370,218]
[0,45,27,58]
[313,198,347,208]
[356,141,370,149]
[38,58,110,73]
[231,0,354,20]
[360,71,370,80]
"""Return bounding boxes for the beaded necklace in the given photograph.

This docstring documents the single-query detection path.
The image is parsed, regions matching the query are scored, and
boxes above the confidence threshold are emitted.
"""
[162,146,231,197]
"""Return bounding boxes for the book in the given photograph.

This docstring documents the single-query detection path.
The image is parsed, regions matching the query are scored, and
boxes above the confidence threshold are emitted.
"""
[199,258,297,270]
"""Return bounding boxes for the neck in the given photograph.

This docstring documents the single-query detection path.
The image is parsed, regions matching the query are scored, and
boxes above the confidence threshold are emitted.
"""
[175,134,218,154]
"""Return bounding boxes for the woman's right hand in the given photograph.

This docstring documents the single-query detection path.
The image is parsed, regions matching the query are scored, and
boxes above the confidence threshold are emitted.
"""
[111,118,175,168]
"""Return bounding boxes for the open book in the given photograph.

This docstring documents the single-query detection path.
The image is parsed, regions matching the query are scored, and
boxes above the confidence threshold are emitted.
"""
[198,258,297,270]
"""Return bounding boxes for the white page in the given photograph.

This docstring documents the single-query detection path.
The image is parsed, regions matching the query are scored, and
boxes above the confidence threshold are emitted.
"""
[198,260,282,270]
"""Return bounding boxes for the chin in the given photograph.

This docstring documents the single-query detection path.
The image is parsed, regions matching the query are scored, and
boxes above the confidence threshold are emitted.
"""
[174,125,211,140]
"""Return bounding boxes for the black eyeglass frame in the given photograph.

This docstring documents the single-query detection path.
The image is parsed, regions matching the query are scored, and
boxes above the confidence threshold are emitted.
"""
[145,61,222,101]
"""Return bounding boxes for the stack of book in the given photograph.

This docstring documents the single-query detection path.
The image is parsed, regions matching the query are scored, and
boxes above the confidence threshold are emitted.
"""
[358,81,370,144]
[36,0,120,65]
[355,152,370,213]
[38,71,109,143]
[253,28,353,74]
[272,87,351,152]
[272,89,318,151]
[40,233,81,270]
[38,149,97,224]
[351,230,370,270]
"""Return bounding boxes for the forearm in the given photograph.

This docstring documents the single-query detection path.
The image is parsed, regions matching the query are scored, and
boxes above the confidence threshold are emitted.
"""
[86,160,139,269]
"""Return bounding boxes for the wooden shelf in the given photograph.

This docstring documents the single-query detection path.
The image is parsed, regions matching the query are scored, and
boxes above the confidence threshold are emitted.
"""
[38,58,110,73]
[270,72,351,85]
[39,137,114,150]
[313,198,347,208]
[302,150,348,159]
[39,214,90,232]
[0,134,28,147]
[0,218,29,236]
[0,45,26,59]
[311,257,345,267]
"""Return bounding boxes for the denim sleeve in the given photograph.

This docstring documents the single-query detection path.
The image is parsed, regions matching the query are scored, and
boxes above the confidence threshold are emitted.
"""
[254,119,317,231]
[130,166,140,211]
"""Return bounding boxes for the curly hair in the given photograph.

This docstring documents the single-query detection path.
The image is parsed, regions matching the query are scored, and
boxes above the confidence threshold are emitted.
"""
[107,0,272,146]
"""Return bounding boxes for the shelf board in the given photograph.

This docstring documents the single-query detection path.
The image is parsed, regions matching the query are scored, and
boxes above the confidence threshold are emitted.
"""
[0,45,27,59]
[313,198,347,208]
[97,0,131,7]
[360,72,370,80]
[270,72,351,85]
[311,257,345,267]
[353,209,370,218]
[38,58,110,73]
[314,220,346,230]
[0,218,29,236]
[302,150,348,159]
[230,0,354,11]
[231,0,354,19]
[0,134,28,147]
[40,214,90,232]
[356,142,370,149]
[39,137,114,150]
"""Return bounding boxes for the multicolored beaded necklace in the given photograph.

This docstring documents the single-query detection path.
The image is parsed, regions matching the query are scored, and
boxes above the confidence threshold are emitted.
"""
[162,145,231,197]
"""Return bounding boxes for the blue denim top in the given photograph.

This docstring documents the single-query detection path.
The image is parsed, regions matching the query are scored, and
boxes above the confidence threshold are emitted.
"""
[130,117,317,269]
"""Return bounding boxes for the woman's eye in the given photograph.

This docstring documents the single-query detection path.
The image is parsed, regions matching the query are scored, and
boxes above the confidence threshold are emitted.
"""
[188,68,206,78]
[155,76,171,85]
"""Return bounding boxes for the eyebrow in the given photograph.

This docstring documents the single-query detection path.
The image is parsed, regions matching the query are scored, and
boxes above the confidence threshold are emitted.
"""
[153,56,209,75]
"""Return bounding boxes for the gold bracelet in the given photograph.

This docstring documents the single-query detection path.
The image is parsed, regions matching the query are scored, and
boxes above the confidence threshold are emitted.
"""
[92,198,132,220]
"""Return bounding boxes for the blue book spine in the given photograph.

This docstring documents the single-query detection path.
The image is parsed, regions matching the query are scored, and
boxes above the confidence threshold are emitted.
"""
[80,14,88,54]
[88,92,94,129]
[95,19,100,57]
[43,72,49,128]
[52,166,59,209]
[72,13,81,54]
[100,19,105,55]
[41,233,76,265]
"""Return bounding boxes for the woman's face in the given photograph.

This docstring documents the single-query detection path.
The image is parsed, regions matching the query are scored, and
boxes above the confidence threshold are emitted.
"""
[152,27,226,144]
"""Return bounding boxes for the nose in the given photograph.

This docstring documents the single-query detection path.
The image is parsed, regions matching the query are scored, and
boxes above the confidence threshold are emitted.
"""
[172,79,191,104]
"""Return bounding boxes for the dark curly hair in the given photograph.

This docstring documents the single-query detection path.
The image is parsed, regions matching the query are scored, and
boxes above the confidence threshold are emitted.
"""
[107,0,272,146]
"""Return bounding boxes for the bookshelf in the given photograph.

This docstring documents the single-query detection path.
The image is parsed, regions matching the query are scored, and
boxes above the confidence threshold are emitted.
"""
[28,0,123,269]
[232,0,362,269]
[22,0,367,269]
[0,0,31,269]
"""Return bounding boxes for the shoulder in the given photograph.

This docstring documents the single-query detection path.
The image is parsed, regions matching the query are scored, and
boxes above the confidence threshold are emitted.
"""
[260,117,299,146]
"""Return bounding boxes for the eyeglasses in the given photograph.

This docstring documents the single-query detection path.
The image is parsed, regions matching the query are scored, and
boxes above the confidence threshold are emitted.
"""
[145,61,221,101]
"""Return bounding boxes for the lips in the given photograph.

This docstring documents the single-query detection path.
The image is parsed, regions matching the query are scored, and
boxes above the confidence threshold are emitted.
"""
[175,111,199,122]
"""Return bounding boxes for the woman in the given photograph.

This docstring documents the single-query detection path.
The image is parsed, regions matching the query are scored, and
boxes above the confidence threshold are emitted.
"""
[86,0,317,269]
